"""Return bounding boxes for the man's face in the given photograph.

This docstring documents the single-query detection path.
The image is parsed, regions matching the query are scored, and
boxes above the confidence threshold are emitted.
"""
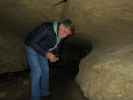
[58,24,72,39]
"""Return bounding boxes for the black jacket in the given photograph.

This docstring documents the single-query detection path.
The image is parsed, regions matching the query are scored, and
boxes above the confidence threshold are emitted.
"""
[24,22,63,57]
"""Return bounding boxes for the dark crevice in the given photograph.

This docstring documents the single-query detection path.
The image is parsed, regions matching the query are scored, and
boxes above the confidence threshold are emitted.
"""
[54,0,68,6]
[49,39,93,80]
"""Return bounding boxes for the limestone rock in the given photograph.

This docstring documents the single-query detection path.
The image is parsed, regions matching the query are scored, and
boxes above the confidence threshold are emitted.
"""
[66,0,133,99]
[76,45,133,100]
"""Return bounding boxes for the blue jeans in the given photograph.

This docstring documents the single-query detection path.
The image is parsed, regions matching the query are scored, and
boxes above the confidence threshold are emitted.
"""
[26,46,49,100]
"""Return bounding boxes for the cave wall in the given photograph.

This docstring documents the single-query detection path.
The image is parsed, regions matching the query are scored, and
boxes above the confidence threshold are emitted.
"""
[0,0,64,73]
[65,0,133,100]
[65,0,133,49]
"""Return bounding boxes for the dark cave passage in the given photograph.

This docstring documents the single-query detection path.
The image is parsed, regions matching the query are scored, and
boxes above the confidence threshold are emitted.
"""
[0,40,92,100]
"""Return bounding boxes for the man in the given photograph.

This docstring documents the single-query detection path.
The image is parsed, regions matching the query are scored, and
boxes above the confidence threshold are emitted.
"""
[24,19,74,100]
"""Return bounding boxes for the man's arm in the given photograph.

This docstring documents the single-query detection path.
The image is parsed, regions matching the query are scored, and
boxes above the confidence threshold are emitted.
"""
[29,23,53,57]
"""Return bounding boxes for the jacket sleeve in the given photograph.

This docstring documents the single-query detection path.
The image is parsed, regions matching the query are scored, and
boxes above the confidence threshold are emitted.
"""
[30,23,51,56]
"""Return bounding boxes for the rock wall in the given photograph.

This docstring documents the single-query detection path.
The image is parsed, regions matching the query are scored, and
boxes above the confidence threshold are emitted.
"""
[65,0,133,49]
[76,45,133,100]
[65,0,133,100]
[0,0,64,73]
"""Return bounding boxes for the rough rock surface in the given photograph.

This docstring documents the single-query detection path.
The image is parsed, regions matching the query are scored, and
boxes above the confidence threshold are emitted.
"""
[76,44,133,100]
[65,0,133,100]
[65,0,133,48]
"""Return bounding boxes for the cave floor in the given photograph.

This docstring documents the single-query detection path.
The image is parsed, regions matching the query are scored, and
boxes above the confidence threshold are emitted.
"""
[0,71,88,100]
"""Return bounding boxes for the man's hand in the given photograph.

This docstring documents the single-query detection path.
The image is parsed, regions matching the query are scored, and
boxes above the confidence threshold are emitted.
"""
[46,52,59,63]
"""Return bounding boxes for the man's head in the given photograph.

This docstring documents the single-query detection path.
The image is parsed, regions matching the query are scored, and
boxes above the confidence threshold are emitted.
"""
[58,19,74,39]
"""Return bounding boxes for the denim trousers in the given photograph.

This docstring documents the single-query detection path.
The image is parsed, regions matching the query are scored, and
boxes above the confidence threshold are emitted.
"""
[26,46,49,100]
